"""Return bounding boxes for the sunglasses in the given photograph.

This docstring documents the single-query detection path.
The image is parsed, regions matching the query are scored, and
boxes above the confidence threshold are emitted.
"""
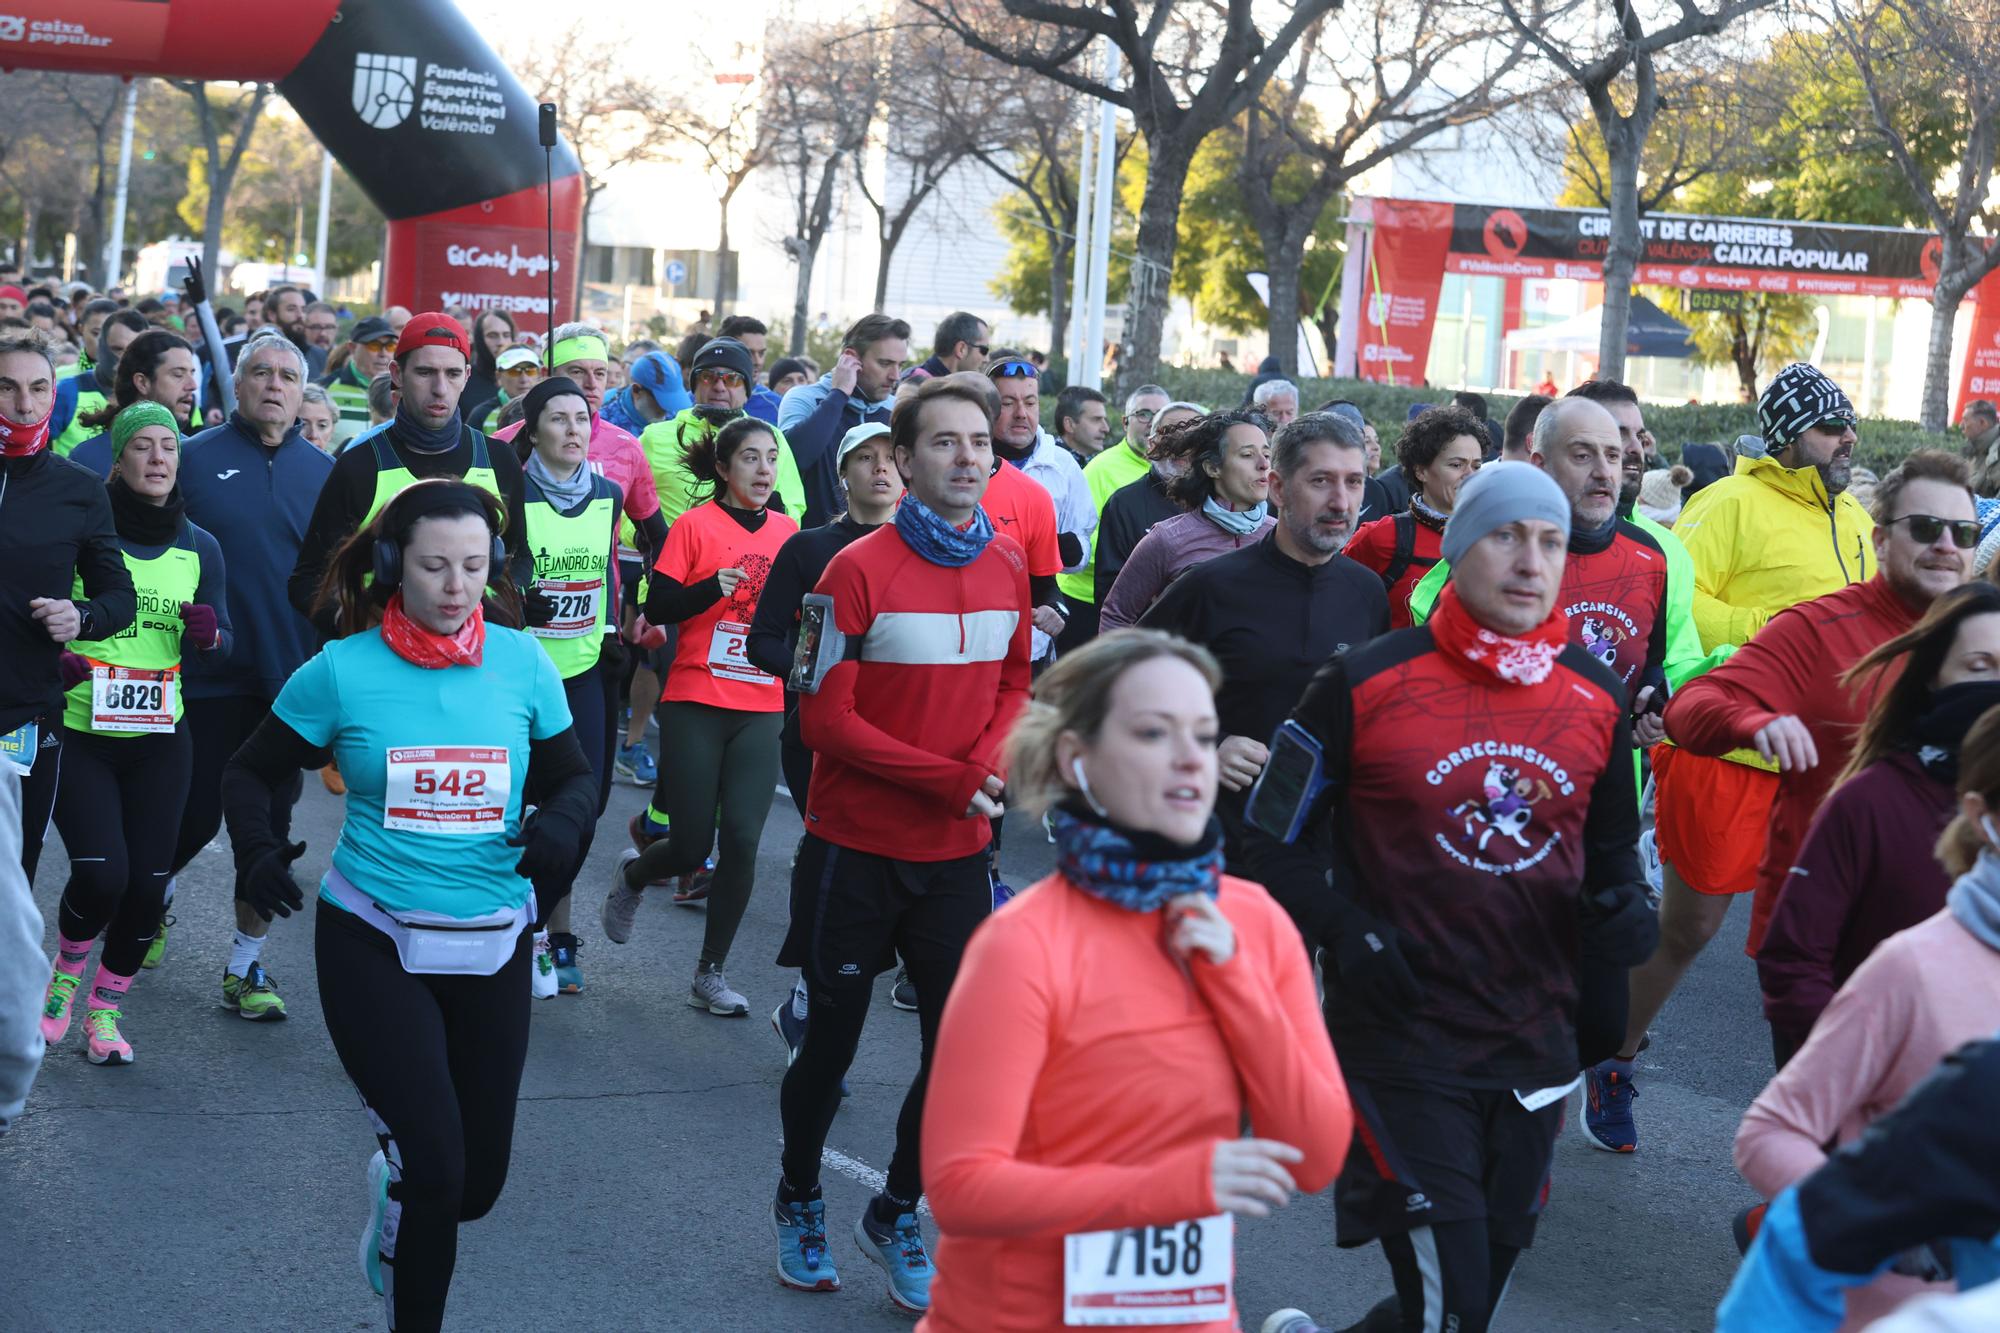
[989,360,1039,380]
[695,368,745,389]
[361,337,398,353]
[1888,514,1980,549]
[1127,408,1158,422]
[1812,415,1856,434]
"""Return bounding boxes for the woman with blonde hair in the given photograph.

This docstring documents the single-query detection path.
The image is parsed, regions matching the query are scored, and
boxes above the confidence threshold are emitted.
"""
[918,629,1352,1331]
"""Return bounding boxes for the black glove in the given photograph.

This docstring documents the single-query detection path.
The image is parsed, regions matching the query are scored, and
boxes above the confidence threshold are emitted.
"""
[181,255,207,307]
[507,809,579,882]
[596,629,627,680]
[521,584,558,628]
[1579,882,1659,966]
[240,840,307,921]
[1329,915,1425,1017]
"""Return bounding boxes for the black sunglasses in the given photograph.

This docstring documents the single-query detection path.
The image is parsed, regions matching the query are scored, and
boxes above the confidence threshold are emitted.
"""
[1888,514,1980,549]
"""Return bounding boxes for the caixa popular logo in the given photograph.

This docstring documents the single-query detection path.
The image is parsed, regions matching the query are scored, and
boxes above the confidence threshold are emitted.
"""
[354,52,420,130]
[0,16,23,42]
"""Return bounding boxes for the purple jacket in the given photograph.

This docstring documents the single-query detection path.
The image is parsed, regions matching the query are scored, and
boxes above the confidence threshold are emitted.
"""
[1757,751,1956,1045]
[1099,509,1276,631]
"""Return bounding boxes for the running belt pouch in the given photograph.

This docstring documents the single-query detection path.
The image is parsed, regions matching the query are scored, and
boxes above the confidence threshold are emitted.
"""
[1246,720,1328,844]
[324,868,527,976]
[790,592,860,694]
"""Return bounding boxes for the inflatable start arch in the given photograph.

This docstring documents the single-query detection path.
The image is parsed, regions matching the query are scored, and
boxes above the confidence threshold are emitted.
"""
[1,0,584,320]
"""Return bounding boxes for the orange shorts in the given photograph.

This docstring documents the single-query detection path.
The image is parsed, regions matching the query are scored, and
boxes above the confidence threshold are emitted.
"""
[1651,744,1779,896]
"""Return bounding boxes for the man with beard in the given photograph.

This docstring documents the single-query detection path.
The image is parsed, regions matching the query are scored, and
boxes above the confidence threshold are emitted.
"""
[778,314,909,525]
[1139,411,1387,870]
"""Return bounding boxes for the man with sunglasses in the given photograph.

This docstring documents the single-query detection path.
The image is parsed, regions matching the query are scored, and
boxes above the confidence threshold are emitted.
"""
[640,336,806,524]
[903,311,990,384]
[319,315,397,449]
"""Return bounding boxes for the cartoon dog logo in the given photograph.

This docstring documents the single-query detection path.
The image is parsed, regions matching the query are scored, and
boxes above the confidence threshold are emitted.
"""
[1579,615,1623,669]
[1447,760,1553,853]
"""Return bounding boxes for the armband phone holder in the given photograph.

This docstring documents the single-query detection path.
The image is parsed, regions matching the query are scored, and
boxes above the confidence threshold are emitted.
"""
[1245,720,1330,844]
[790,593,855,694]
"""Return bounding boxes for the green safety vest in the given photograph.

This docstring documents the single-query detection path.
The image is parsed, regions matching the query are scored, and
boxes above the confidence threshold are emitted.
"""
[523,472,619,679]
[326,365,372,448]
[363,429,502,527]
[54,386,107,457]
[64,532,200,735]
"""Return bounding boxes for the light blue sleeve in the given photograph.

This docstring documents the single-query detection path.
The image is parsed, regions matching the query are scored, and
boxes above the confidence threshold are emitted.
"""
[271,648,340,747]
[525,637,572,741]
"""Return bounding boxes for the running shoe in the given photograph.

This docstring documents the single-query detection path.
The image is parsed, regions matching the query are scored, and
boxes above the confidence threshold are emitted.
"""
[772,992,808,1064]
[40,968,82,1046]
[890,966,918,1012]
[1261,1313,1328,1333]
[855,1203,935,1313]
[360,1149,391,1296]
[992,877,1017,911]
[221,961,288,1021]
[1581,1056,1639,1153]
[614,741,657,787]
[1638,828,1665,909]
[83,1006,133,1066]
[142,913,173,970]
[531,931,558,1001]
[672,858,715,907]
[551,934,584,994]
[774,1185,840,1292]
[690,965,749,1017]
[629,811,667,854]
[602,849,643,944]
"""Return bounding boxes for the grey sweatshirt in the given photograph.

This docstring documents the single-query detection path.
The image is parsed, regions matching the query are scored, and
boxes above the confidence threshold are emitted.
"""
[0,765,47,1133]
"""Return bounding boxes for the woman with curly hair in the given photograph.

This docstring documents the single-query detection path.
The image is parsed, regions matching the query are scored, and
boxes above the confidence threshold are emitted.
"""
[1099,409,1273,629]
[1346,404,1485,627]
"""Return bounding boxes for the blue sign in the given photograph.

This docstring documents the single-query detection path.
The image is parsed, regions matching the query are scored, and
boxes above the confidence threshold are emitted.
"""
[664,259,688,286]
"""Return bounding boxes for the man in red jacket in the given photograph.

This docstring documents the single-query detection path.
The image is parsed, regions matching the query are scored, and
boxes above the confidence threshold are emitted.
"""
[771,375,1032,1314]
[1661,449,1975,1025]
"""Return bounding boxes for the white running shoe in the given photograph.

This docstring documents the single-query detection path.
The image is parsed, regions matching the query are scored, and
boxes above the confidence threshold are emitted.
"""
[360,1150,391,1296]
[531,930,558,1000]
[602,849,643,944]
[690,965,749,1016]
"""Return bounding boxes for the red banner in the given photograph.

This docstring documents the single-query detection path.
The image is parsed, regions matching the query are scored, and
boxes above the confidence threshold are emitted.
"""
[1956,268,2000,417]
[0,1,169,65]
[390,176,583,329]
[1357,200,1454,385]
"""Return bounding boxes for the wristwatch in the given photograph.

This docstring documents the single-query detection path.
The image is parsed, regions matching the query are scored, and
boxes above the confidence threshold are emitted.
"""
[75,605,94,640]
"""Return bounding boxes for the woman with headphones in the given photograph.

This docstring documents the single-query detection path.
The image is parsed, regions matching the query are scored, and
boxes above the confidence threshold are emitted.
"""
[38,401,231,1066]
[221,479,594,1333]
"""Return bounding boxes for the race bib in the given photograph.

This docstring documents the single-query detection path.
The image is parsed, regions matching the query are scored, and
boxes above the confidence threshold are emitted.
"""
[383,746,511,836]
[91,665,176,734]
[0,720,36,775]
[707,620,772,685]
[529,577,603,640]
[1063,1215,1233,1325]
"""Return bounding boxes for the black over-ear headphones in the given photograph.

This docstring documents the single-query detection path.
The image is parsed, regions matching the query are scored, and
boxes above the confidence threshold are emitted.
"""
[371,481,506,591]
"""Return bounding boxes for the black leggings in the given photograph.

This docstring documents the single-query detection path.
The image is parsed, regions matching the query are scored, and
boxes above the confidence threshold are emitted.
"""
[1374,1223,1523,1333]
[316,900,531,1333]
[634,700,780,967]
[51,724,193,975]
[16,719,60,880]
[175,694,301,883]
[529,664,616,929]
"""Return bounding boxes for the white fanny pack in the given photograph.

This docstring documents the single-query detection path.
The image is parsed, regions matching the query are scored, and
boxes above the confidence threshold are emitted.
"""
[325,866,531,976]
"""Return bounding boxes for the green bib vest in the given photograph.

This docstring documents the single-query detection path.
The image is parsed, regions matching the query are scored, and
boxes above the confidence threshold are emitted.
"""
[54,387,107,457]
[523,472,620,678]
[64,532,200,735]
[362,429,502,527]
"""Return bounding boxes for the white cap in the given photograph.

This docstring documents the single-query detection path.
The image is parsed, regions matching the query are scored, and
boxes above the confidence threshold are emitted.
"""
[838,420,891,469]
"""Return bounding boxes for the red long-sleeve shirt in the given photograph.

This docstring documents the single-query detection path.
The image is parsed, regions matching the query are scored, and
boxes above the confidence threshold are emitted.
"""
[1663,576,1918,953]
[799,523,1032,860]
[920,872,1351,1332]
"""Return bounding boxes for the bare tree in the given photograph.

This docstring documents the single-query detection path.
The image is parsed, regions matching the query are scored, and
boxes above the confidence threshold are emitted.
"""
[664,50,773,313]
[504,31,682,314]
[1498,0,1779,381]
[763,22,882,354]
[1239,3,1537,376]
[170,81,270,295]
[970,81,1101,362]
[916,0,1339,381]
[1820,0,2000,430]
[45,75,126,286]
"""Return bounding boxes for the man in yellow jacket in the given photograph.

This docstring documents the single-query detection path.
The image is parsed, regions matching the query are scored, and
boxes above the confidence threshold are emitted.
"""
[1583,361,1873,1155]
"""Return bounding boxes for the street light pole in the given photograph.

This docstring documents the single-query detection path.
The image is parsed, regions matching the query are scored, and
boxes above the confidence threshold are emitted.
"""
[103,80,138,287]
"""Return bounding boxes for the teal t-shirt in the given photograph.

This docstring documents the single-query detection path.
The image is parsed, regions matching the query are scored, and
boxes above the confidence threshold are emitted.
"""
[273,624,571,919]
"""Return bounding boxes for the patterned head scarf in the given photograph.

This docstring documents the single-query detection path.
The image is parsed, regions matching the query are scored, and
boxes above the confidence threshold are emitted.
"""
[1759,363,1855,452]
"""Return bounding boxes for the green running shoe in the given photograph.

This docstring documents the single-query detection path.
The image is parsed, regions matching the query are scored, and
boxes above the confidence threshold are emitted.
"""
[142,913,174,970]
[222,961,288,1021]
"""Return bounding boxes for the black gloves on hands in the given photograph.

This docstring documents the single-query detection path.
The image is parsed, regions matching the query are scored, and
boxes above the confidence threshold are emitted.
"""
[508,809,580,883]
[1580,881,1659,967]
[521,585,558,629]
[1330,916,1425,1017]
[241,840,307,921]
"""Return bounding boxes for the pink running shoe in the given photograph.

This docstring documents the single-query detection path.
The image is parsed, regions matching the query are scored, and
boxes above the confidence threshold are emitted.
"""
[84,1006,133,1066]
[40,969,82,1047]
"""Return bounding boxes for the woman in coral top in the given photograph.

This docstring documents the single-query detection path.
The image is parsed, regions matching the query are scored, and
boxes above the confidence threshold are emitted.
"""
[919,630,1352,1332]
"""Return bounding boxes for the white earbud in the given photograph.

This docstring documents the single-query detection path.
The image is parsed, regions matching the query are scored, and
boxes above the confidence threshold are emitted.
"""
[1072,756,1108,818]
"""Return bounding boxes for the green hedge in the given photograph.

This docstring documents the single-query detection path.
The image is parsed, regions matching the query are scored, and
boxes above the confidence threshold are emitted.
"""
[1121,370,1947,475]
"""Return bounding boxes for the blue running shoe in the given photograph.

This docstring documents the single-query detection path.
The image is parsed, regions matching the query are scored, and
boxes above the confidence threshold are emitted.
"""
[771,991,807,1065]
[774,1186,840,1292]
[856,1202,934,1313]
[551,934,584,994]
[1582,1057,1639,1153]
[615,741,656,787]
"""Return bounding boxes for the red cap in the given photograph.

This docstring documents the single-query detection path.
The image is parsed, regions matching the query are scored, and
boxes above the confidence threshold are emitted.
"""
[393,311,470,362]
[0,285,26,304]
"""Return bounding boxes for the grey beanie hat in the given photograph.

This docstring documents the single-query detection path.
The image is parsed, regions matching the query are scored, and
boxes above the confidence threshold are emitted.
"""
[1440,461,1572,563]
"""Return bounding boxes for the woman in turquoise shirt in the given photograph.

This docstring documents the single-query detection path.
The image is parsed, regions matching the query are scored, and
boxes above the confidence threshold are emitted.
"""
[221,480,596,1333]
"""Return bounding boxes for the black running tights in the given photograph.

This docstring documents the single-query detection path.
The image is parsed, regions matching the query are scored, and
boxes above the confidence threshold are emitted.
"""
[51,724,191,975]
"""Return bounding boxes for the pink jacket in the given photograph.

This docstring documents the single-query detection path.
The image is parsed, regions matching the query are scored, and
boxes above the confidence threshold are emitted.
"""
[1736,910,2000,1328]
[1099,509,1274,631]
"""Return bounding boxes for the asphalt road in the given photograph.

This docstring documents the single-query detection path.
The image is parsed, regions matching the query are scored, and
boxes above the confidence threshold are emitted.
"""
[4,768,1769,1331]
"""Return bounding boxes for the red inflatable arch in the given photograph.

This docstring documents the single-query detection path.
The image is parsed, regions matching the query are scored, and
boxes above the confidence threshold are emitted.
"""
[1,0,583,322]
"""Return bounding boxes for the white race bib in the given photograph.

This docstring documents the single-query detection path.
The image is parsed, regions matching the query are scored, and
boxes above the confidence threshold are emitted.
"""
[91,666,176,733]
[529,577,603,640]
[1063,1215,1233,1325]
[706,619,772,685]
[383,746,511,836]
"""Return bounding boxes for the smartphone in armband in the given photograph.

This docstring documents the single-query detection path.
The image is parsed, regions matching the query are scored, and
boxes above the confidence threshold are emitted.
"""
[1245,720,1330,844]
[790,593,850,694]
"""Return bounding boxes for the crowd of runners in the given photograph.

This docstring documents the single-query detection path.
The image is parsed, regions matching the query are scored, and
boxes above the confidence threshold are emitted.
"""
[7,272,2000,1333]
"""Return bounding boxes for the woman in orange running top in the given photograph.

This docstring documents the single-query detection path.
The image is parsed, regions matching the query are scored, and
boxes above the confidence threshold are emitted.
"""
[919,630,1352,1332]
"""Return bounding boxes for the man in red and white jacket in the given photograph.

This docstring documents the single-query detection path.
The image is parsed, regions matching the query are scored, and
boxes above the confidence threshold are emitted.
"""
[771,375,1031,1312]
